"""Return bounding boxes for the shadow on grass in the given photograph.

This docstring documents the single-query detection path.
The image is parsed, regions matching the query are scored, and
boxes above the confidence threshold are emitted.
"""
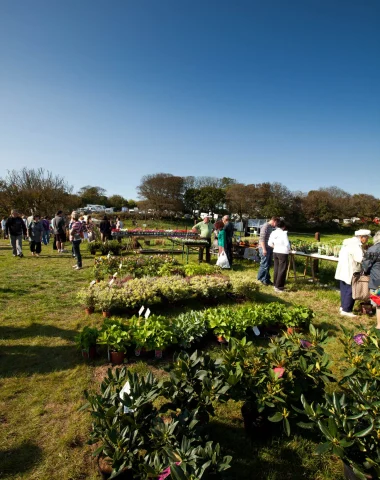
[209,420,341,480]
[0,286,29,295]
[0,345,82,377]
[0,441,42,475]
[0,323,78,340]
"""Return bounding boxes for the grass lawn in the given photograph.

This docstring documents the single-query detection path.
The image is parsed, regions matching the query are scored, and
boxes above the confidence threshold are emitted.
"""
[0,230,376,480]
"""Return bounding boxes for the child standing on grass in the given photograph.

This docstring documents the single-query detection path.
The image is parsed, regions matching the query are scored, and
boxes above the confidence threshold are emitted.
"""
[28,215,43,257]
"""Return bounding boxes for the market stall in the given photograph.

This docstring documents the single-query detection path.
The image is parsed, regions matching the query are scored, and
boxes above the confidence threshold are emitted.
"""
[287,251,339,283]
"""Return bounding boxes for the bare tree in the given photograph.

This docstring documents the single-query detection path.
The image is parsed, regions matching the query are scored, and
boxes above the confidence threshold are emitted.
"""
[0,168,75,216]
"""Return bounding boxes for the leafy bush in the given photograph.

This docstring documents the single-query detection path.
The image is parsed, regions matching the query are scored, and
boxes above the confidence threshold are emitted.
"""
[75,326,99,351]
[299,381,380,480]
[83,274,232,313]
[93,254,182,281]
[228,273,260,299]
[162,350,231,422]
[220,325,334,435]
[97,318,132,353]
[82,367,232,479]
[183,263,217,276]
[173,311,208,349]
[77,285,97,309]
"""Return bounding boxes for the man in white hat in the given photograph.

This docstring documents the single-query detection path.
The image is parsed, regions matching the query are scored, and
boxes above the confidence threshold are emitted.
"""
[335,229,371,317]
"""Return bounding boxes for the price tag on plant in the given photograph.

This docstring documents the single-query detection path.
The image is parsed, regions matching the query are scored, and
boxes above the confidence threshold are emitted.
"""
[139,306,145,316]
[252,326,260,336]
[145,308,151,319]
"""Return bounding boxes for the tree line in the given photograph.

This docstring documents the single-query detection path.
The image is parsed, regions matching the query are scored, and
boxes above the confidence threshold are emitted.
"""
[0,169,379,226]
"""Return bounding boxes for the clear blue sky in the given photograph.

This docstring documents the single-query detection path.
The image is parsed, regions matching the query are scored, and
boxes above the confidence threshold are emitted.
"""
[0,0,379,199]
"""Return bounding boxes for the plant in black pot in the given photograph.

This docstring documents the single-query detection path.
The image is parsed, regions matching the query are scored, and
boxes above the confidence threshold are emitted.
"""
[75,326,99,359]
[162,349,231,426]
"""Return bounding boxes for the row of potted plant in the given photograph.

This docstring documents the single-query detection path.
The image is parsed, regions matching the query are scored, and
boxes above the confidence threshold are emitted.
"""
[76,301,314,363]
[76,311,209,362]
[93,254,219,281]
[77,274,259,315]
[290,239,343,257]
[203,302,315,342]
[93,254,181,281]
[87,240,125,256]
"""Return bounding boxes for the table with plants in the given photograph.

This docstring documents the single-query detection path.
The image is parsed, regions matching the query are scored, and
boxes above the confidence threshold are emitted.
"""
[287,239,342,282]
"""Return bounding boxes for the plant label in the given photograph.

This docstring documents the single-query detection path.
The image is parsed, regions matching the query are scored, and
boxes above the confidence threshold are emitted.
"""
[252,326,260,336]
[119,381,135,413]
[109,278,114,286]
[145,308,151,319]
[139,306,145,316]
[90,280,96,286]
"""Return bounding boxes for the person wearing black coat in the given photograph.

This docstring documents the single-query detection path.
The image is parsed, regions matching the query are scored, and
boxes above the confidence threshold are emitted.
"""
[223,215,234,268]
[5,210,27,257]
[99,215,111,243]
[362,230,380,329]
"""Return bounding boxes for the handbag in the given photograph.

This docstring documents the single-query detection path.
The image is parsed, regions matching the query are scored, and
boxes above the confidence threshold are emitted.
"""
[352,272,370,301]
[216,251,230,269]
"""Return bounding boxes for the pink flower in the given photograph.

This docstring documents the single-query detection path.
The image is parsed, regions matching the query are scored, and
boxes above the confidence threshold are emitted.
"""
[158,462,181,480]
[273,367,285,378]
[300,339,312,349]
[353,333,367,345]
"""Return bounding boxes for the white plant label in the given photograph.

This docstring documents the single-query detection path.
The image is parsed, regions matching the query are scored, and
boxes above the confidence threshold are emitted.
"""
[109,278,114,286]
[90,280,96,286]
[252,326,260,336]
[139,306,145,316]
[145,308,151,319]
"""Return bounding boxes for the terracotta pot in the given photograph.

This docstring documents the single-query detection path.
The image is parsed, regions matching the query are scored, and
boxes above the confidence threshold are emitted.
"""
[216,335,228,344]
[110,351,125,365]
[97,456,113,479]
[85,307,94,315]
[102,310,111,318]
[82,346,97,360]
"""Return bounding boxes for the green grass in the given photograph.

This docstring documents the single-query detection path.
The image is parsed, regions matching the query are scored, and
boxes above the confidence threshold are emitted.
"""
[0,234,376,479]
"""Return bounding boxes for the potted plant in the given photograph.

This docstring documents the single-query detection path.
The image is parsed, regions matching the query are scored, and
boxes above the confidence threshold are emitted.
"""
[75,326,99,359]
[77,287,96,314]
[95,285,122,317]
[205,308,236,343]
[97,320,131,364]
[299,381,380,480]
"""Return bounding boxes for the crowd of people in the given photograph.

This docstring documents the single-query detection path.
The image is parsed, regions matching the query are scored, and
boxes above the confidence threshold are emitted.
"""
[0,210,97,268]
[255,216,380,328]
[1,209,379,325]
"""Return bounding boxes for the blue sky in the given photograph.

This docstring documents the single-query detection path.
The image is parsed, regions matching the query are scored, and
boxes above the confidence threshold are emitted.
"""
[0,0,379,199]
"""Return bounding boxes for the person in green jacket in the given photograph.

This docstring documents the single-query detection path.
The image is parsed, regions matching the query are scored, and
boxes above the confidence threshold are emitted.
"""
[214,220,226,254]
[192,216,213,263]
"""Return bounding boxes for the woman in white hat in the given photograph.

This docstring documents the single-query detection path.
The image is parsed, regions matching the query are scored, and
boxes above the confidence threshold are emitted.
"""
[335,229,371,317]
